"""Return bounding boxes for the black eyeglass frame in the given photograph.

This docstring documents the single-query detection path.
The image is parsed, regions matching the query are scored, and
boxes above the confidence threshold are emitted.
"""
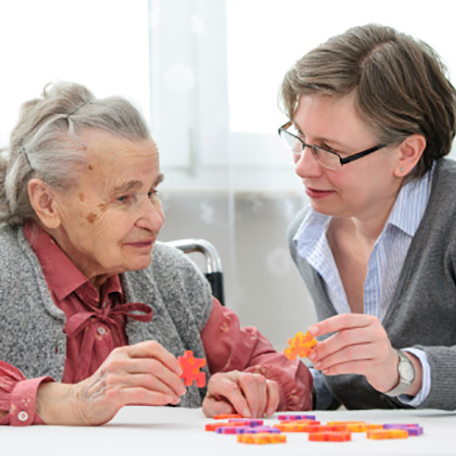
[278,121,387,168]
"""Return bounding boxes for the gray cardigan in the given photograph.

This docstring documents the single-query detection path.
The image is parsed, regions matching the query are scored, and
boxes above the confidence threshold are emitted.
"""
[288,158,456,410]
[0,226,212,408]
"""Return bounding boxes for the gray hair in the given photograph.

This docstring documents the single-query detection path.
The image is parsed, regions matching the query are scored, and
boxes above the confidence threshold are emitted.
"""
[0,81,151,225]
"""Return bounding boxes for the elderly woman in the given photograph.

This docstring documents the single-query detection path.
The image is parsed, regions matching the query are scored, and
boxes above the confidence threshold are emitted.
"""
[279,24,456,410]
[0,82,313,426]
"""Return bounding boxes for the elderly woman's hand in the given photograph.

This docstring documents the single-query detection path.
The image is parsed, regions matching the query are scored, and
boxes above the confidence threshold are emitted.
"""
[202,370,279,418]
[36,341,186,425]
[307,314,402,393]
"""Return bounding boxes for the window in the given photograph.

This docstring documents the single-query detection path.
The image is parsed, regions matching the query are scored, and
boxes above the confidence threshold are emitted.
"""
[0,0,150,147]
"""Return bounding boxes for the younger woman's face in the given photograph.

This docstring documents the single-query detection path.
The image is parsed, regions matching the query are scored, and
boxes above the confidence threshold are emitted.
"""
[292,92,403,223]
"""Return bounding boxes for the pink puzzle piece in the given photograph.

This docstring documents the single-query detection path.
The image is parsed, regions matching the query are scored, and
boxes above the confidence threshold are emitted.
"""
[178,350,206,387]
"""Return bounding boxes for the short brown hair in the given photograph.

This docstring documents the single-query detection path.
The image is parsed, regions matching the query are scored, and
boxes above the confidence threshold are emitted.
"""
[280,23,456,179]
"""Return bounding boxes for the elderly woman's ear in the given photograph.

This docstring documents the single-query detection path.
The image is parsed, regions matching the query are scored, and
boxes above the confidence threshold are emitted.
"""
[27,178,61,229]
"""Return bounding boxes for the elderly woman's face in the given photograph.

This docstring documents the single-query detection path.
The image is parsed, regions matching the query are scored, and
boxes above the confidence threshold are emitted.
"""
[51,129,164,284]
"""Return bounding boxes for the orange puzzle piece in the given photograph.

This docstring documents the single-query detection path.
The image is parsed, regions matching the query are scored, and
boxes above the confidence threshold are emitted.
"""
[367,429,409,440]
[213,414,242,420]
[327,421,383,432]
[237,433,287,444]
[283,331,317,360]
[178,350,206,387]
[309,431,352,442]
[274,423,310,433]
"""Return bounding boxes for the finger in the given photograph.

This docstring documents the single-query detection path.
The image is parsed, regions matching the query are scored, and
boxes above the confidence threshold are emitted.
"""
[237,374,267,418]
[119,358,187,395]
[119,372,184,402]
[202,397,236,418]
[309,324,390,365]
[308,313,374,337]
[265,380,280,416]
[207,374,252,417]
[118,386,180,407]
[313,342,377,372]
[126,341,182,375]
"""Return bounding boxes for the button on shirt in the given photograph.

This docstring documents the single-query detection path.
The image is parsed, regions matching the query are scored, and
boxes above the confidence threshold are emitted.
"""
[294,167,434,406]
[24,223,153,384]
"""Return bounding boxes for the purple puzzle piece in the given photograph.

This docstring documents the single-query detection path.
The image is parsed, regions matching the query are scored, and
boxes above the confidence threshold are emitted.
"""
[228,419,264,426]
[239,426,281,434]
[277,414,316,421]
[383,424,423,436]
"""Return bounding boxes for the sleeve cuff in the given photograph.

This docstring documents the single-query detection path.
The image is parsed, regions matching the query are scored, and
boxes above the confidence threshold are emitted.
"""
[9,376,54,426]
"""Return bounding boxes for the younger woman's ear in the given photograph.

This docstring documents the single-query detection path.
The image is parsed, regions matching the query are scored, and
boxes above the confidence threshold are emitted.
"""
[27,178,61,229]
[394,134,427,178]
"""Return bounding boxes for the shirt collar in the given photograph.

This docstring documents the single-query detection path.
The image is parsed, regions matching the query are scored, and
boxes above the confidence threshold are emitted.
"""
[24,223,123,303]
[294,163,434,257]
[387,165,433,237]
[293,208,331,259]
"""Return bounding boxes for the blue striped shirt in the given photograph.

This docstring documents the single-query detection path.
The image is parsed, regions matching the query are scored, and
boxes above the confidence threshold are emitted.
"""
[294,166,434,406]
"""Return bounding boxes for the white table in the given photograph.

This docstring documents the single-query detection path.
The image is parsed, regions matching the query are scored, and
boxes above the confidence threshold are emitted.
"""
[3,406,456,456]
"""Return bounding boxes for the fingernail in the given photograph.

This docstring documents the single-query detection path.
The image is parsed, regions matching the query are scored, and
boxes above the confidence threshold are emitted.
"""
[308,352,315,360]
[242,407,251,418]
[308,326,318,335]
[314,361,321,369]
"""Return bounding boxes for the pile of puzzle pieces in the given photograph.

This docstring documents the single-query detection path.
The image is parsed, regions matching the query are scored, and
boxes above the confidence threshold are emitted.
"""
[205,413,424,445]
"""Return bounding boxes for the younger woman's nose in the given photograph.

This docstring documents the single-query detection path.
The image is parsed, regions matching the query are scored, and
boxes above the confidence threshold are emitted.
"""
[294,145,322,179]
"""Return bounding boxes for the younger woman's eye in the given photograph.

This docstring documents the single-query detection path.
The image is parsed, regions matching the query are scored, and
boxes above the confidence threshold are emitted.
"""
[321,143,343,155]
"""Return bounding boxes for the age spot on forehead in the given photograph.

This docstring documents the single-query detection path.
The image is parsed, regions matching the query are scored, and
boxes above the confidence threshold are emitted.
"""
[79,193,85,202]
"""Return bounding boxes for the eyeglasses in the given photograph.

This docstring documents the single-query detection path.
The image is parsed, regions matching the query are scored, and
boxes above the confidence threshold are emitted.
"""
[278,121,387,171]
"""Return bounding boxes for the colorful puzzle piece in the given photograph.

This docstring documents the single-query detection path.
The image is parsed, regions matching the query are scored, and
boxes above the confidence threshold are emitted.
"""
[274,423,311,433]
[327,421,383,432]
[383,424,424,436]
[274,423,348,433]
[279,419,320,426]
[228,419,264,426]
[205,421,249,431]
[283,331,317,360]
[278,414,316,420]
[178,350,206,387]
[216,426,245,434]
[367,429,409,440]
[237,433,287,444]
[239,426,281,434]
[309,431,352,442]
[213,413,242,420]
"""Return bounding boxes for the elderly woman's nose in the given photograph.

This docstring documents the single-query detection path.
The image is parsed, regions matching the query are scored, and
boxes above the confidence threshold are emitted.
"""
[136,199,164,231]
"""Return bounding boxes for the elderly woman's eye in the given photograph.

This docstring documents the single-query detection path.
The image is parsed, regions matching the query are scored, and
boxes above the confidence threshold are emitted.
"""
[148,189,159,199]
[117,195,130,203]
